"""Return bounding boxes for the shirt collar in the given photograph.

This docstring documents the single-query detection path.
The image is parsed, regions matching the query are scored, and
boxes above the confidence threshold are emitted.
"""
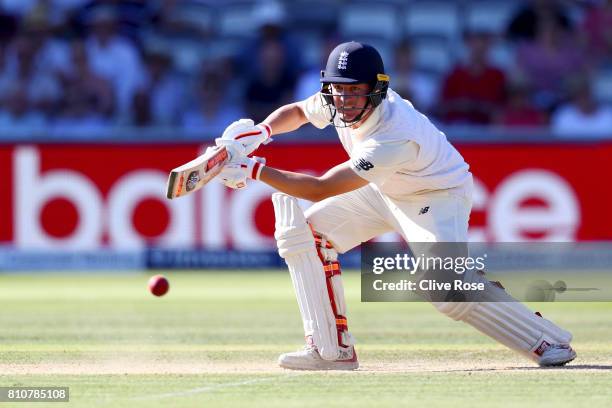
[350,98,385,140]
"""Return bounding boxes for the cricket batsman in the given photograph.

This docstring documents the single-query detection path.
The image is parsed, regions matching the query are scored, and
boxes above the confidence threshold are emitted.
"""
[213,42,576,370]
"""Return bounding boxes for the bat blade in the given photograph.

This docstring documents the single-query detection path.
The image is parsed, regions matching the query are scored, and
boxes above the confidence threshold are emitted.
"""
[166,145,229,199]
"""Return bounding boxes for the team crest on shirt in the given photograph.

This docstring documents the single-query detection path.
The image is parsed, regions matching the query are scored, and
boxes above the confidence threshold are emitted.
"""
[353,158,374,171]
[338,51,349,70]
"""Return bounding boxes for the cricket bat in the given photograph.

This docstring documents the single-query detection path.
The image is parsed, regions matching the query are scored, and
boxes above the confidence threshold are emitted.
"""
[166,145,229,199]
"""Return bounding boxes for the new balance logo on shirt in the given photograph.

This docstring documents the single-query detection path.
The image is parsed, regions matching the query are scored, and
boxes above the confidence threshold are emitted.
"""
[353,158,374,171]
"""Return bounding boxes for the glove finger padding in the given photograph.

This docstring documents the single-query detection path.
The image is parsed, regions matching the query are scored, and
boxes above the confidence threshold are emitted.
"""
[216,154,265,190]
[221,119,255,138]
[217,163,248,189]
[215,138,246,160]
[219,119,271,156]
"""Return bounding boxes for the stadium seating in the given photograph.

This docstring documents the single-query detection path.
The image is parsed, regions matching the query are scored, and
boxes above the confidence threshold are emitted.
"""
[409,34,454,74]
[339,2,401,42]
[166,1,215,37]
[464,0,521,34]
[217,3,258,38]
[593,70,612,104]
[404,1,462,42]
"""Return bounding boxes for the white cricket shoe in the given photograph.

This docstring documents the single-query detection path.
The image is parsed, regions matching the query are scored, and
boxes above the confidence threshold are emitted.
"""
[538,344,577,367]
[278,345,359,370]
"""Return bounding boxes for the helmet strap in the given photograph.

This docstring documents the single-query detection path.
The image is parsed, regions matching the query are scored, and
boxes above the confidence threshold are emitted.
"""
[338,98,371,126]
[319,79,389,128]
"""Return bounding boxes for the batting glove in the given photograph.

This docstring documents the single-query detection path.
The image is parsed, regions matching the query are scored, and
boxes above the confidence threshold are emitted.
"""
[217,119,272,155]
[217,154,266,190]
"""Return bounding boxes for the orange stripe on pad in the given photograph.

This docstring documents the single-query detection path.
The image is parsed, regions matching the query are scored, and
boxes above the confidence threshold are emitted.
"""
[323,263,340,272]
[323,262,341,277]
[336,317,348,331]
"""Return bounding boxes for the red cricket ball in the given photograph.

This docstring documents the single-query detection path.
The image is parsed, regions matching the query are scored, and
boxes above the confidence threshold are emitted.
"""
[148,274,169,297]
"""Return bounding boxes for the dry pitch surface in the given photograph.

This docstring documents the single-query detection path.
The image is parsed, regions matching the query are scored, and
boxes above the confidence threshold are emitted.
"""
[1,272,611,407]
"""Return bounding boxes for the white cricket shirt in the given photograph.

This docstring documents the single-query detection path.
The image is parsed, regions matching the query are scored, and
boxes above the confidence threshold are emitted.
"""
[299,88,472,199]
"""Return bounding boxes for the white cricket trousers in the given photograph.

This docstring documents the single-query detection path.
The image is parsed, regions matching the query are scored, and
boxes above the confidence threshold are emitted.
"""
[305,180,473,251]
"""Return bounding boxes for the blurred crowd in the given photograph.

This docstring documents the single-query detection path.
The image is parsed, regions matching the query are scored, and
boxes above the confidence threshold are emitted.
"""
[1,0,612,139]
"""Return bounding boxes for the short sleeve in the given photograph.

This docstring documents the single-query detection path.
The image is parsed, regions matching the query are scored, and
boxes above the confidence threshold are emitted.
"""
[298,92,331,129]
[349,139,419,185]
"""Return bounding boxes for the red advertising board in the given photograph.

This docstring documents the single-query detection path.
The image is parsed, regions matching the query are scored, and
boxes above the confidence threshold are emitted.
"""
[1,141,610,250]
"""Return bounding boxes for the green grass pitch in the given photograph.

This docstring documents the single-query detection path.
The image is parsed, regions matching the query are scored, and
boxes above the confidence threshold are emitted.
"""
[1,271,611,407]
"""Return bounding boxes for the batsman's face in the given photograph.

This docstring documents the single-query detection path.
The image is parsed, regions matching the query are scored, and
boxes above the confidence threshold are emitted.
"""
[331,83,370,122]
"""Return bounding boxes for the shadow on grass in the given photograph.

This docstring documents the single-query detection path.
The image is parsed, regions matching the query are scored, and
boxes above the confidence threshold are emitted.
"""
[542,364,612,370]
[426,364,612,373]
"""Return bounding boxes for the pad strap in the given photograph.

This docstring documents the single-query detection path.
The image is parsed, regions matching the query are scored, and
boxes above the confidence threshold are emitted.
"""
[311,227,350,348]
